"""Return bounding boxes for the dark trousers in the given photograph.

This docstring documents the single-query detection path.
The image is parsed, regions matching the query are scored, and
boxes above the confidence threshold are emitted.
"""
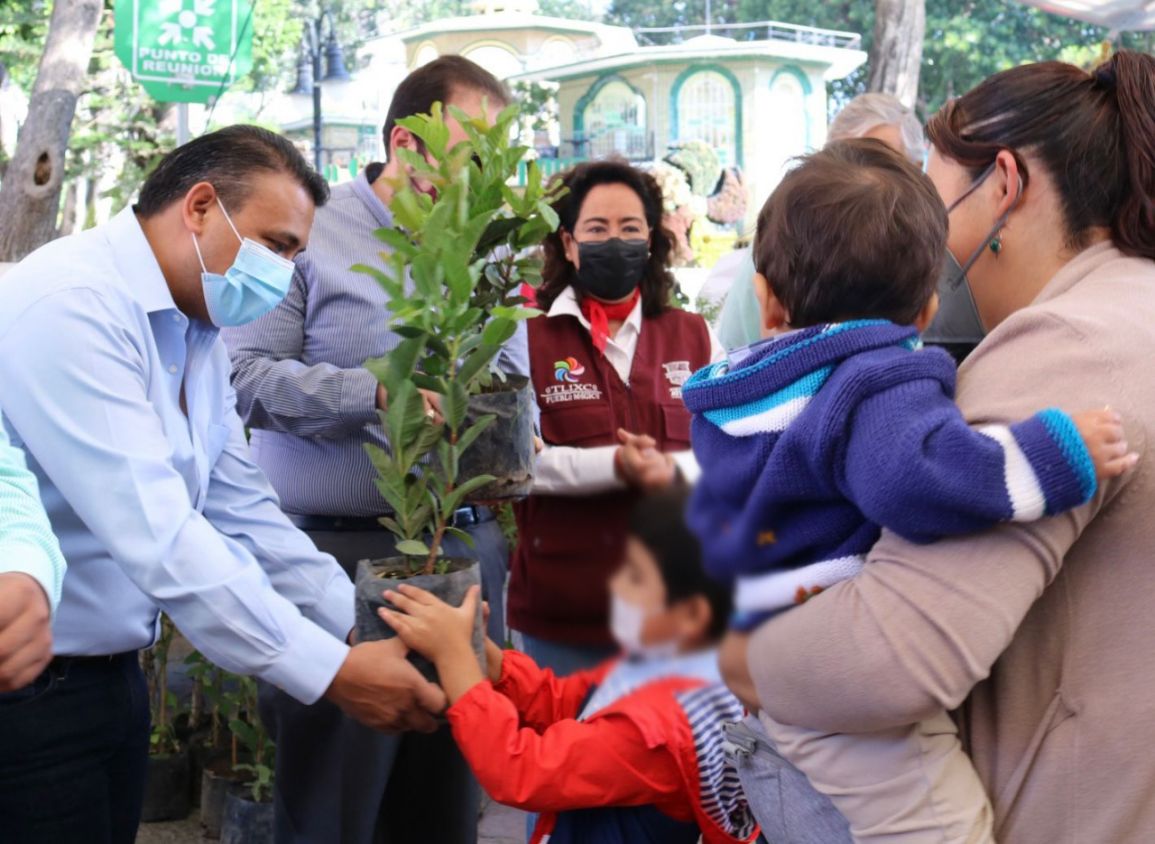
[0,652,150,844]
[261,521,508,844]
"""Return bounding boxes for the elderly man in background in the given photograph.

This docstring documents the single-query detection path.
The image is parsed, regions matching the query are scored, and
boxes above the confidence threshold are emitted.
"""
[711,92,926,351]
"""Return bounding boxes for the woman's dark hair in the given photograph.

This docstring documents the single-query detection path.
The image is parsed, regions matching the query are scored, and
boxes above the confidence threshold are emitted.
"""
[382,56,509,158]
[630,486,732,641]
[754,138,947,326]
[136,124,328,217]
[538,159,677,317]
[927,50,1155,260]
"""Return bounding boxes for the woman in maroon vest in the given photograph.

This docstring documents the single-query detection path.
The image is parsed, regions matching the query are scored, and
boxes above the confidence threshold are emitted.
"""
[508,160,724,675]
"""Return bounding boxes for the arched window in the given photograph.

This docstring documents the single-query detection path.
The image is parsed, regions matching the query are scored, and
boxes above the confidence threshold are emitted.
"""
[675,69,737,166]
[461,43,522,80]
[412,42,439,69]
[765,69,810,188]
[581,78,647,159]
[540,36,577,66]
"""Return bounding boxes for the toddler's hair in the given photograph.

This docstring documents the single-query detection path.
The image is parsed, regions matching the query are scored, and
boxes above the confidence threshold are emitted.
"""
[753,138,947,327]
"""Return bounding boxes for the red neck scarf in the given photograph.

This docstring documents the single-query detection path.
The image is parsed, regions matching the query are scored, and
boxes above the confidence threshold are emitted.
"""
[579,289,641,354]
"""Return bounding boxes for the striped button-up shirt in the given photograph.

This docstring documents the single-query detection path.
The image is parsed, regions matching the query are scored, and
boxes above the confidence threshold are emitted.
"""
[0,412,66,611]
[224,165,529,517]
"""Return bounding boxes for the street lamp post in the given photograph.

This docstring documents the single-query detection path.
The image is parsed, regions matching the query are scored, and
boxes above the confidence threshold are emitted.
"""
[291,9,350,173]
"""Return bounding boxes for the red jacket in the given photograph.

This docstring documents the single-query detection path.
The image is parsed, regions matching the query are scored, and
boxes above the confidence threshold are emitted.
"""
[446,650,758,844]
[509,307,712,644]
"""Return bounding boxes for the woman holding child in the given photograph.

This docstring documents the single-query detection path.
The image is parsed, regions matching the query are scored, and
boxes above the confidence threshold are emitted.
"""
[719,51,1155,843]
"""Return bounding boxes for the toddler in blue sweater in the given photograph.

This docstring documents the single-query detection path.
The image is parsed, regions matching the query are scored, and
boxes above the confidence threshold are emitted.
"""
[684,139,1135,843]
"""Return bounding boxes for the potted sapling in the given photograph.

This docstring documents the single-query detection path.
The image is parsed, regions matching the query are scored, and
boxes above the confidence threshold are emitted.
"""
[140,615,191,822]
[351,102,562,679]
[185,652,239,839]
[220,676,275,844]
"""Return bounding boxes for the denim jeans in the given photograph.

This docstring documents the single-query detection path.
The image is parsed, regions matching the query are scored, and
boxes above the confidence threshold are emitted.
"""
[723,716,852,844]
[0,652,150,844]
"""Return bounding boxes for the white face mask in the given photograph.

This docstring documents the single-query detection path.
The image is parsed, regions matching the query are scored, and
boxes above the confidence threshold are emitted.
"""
[609,593,680,660]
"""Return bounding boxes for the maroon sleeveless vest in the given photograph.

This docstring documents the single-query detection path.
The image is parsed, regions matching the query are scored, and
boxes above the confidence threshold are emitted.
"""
[508,306,712,644]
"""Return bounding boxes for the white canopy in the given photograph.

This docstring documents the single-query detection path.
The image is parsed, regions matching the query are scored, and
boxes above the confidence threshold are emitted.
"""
[1015,0,1155,32]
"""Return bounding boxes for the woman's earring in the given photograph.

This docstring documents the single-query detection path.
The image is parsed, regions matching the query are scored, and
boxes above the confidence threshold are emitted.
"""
[989,236,1003,255]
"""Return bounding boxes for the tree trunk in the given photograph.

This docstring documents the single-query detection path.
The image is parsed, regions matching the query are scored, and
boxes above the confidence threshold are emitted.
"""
[0,0,103,262]
[868,0,925,108]
[58,179,78,237]
[84,173,99,229]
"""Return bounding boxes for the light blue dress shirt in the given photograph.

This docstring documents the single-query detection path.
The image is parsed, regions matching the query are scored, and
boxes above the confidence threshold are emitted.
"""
[0,208,352,704]
[0,412,66,611]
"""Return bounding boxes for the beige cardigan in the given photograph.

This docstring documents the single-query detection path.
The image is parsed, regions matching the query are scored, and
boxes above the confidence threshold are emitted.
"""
[747,242,1155,843]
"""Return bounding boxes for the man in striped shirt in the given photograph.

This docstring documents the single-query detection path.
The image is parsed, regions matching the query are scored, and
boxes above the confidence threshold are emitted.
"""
[0,413,66,691]
[223,57,524,844]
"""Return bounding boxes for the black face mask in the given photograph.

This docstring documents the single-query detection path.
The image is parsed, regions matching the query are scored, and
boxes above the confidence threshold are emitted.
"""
[923,164,1023,364]
[922,250,986,364]
[573,238,649,302]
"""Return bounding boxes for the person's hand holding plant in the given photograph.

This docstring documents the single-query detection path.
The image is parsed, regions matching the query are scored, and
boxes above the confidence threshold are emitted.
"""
[378,585,490,703]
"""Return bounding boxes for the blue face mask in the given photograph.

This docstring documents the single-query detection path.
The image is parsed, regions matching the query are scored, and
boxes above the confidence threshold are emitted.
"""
[191,197,295,327]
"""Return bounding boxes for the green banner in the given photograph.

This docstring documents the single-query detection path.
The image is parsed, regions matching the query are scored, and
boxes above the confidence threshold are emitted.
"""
[114,0,254,104]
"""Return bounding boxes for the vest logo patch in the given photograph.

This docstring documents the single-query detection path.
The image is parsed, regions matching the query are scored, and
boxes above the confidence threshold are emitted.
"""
[662,360,692,399]
[542,383,603,404]
[544,356,603,403]
[554,356,586,383]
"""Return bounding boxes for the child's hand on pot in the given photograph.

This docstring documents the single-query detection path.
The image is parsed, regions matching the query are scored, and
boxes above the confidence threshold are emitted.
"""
[379,584,486,703]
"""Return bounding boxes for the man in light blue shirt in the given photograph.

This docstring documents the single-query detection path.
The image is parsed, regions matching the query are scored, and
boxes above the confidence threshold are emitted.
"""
[0,125,445,843]
[0,413,66,691]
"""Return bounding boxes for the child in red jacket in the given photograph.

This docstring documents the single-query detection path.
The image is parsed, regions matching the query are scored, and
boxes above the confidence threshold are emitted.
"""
[379,488,758,844]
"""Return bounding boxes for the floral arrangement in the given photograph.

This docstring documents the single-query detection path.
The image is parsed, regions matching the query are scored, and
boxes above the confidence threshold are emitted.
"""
[706,167,748,226]
[665,140,723,197]
[645,141,749,266]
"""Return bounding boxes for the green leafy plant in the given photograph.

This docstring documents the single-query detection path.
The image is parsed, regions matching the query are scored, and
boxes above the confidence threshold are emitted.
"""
[227,676,275,803]
[353,102,563,577]
[184,649,230,751]
[141,614,181,757]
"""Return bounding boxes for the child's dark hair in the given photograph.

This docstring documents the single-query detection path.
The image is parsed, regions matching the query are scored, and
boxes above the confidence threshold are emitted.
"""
[753,137,948,327]
[630,486,731,640]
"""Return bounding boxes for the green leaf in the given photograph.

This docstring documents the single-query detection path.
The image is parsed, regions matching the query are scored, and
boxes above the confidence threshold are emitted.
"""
[443,526,477,549]
[395,539,431,557]
[457,345,501,387]
[442,380,469,433]
[491,305,542,322]
[455,413,495,457]
[481,318,517,348]
[537,199,560,231]
[441,473,497,515]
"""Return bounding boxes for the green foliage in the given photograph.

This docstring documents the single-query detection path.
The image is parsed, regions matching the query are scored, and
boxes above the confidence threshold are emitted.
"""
[0,0,49,92]
[141,614,182,756]
[359,103,563,575]
[184,649,230,750]
[609,0,1146,116]
[227,676,275,801]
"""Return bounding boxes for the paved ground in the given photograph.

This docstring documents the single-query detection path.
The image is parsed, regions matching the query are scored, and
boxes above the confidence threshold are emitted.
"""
[135,797,527,843]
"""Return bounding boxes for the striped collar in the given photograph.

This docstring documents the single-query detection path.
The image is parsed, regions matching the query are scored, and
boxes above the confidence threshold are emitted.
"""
[682,320,922,437]
[578,648,721,721]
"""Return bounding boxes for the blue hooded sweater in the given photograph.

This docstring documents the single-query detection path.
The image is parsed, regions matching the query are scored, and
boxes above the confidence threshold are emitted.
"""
[682,321,1096,629]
